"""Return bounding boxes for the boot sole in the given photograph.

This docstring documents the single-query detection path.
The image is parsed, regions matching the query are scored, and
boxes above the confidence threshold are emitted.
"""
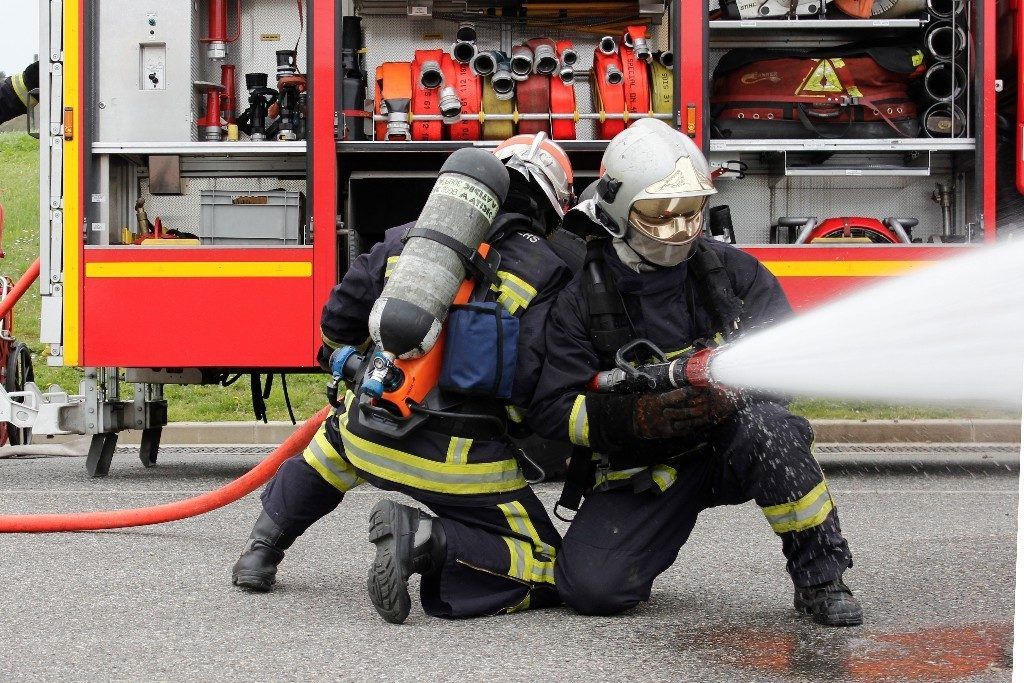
[232,572,275,592]
[367,500,413,624]
[794,596,863,627]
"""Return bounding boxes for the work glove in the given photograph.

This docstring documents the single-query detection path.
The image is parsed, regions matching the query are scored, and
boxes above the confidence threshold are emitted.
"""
[631,386,712,440]
[706,386,742,424]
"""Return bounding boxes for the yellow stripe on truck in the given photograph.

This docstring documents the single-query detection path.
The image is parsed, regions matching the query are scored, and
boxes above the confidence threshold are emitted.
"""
[63,0,82,366]
[762,261,933,278]
[84,261,313,278]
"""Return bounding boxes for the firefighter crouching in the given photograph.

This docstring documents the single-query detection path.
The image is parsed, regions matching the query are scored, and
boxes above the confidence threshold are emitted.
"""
[528,119,862,627]
[232,134,574,624]
[0,62,39,125]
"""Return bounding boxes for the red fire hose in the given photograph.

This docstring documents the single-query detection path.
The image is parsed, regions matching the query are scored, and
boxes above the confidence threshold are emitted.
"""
[0,258,40,322]
[0,406,329,533]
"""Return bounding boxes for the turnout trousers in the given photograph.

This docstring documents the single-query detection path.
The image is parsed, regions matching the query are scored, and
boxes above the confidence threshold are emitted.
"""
[260,417,561,618]
[556,401,853,616]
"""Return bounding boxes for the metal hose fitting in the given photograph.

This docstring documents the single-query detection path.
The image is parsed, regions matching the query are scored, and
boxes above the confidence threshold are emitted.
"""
[598,36,617,55]
[439,86,463,124]
[419,60,443,89]
[510,45,533,81]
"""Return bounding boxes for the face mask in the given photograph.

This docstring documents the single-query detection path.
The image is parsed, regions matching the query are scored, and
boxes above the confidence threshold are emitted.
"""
[622,228,696,268]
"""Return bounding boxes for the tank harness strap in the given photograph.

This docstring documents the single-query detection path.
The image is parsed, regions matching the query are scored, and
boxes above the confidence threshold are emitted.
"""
[688,241,744,339]
[581,239,633,367]
[401,226,501,288]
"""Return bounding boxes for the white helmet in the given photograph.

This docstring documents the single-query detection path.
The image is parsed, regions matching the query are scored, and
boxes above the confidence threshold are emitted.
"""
[594,118,716,266]
[493,132,575,218]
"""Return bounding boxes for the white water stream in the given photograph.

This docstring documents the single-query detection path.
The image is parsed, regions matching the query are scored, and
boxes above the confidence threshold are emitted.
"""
[710,240,1024,410]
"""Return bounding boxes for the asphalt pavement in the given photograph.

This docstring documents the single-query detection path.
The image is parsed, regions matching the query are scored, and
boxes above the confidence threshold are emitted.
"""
[0,445,1017,682]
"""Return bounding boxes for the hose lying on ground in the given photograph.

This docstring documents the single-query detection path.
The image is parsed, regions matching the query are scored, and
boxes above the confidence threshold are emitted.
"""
[0,406,330,533]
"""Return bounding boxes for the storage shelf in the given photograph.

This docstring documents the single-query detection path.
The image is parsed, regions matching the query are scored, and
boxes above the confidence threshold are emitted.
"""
[337,140,610,153]
[710,138,975,153]
[92,141,307,155]
[709,17,927,30]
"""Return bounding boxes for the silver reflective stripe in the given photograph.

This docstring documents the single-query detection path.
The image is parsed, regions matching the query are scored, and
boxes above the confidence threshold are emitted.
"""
[341,428,521,486]
[505,537,528,580]
[305,434,361,492]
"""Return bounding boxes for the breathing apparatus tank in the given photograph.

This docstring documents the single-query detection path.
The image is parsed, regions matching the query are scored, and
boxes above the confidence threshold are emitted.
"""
[369,147,509,359]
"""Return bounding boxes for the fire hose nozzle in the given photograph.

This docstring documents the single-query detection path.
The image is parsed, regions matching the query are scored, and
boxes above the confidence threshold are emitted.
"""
[452,40,477,64]
[419,60,444,89]
[456,22,477,43]
[510,45,534,81]
[471,50,498,77]
[605,63,624,86]
[439,86,463,123]
[598,36,618,55]
[587,340,719,393]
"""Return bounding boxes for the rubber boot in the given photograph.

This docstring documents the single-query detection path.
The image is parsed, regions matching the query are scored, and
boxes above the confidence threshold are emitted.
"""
[794,577,863,626]
[366,499,447,624]
[231,511,297,592]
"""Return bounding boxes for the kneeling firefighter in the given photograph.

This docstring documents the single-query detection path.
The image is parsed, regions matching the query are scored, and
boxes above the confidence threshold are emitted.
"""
[528,118,862,626]
[232,134,575,624]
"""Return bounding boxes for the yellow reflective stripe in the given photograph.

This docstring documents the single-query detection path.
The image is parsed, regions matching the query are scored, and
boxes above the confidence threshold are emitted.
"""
[666,345,695,360]
[384,255,399,278]
[503,536,528,581]
[12,72,29,106]
[568,394,589,447]
[491,270,537,315]
[445,437,473,465]
[507,592,531,614]
[506,405,525,424]
[302,427,363,493]
[498,501,556,585]
[594,466,646,488]
[651,465,677,493]
[338,414,526,495]
[762,481,834,534]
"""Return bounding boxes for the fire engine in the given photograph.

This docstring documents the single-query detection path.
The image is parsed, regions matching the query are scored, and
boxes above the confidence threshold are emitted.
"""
[4,0,1013,474]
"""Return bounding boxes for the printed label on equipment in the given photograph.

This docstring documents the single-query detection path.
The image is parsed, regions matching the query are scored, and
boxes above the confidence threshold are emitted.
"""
[91,194,106,203]
[260,34,281,42]
[433,176,500,221]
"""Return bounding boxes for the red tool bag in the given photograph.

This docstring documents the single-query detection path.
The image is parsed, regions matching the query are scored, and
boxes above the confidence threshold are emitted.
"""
[711,44,925,139]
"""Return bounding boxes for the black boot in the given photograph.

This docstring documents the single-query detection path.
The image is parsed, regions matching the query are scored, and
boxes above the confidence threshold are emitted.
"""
[794,578,863,626]
[232,511,297,592]
[366,499,447,624]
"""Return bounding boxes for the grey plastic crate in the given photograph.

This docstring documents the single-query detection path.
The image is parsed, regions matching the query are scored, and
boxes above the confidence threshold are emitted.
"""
[199,190,304,245]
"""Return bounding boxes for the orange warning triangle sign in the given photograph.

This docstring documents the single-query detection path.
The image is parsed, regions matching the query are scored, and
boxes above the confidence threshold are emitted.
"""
[796,59,844,96]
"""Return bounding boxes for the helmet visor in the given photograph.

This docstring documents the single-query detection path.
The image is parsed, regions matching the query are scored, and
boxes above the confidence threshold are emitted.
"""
[628,195,708,243]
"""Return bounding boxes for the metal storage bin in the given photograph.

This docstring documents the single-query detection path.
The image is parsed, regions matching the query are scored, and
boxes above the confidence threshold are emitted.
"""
[199,190,304,245]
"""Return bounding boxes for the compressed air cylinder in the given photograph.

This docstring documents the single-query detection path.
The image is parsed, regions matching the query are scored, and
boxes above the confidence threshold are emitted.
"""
[369,148,510,359]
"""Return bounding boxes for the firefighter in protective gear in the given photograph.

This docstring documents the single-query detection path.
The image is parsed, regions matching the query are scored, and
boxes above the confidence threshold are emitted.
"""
[232,133,574,624]
[530,119,862,627]
[0,62,39,125]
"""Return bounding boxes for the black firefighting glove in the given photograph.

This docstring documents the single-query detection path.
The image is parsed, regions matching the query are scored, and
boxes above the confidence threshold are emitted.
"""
[632,386,710,440]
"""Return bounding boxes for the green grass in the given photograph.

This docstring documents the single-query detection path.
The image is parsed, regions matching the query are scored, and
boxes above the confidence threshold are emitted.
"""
[0,132,1011,423]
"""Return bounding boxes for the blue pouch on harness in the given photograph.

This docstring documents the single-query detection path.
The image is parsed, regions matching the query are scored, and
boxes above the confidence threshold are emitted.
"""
[439,301,519,400]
